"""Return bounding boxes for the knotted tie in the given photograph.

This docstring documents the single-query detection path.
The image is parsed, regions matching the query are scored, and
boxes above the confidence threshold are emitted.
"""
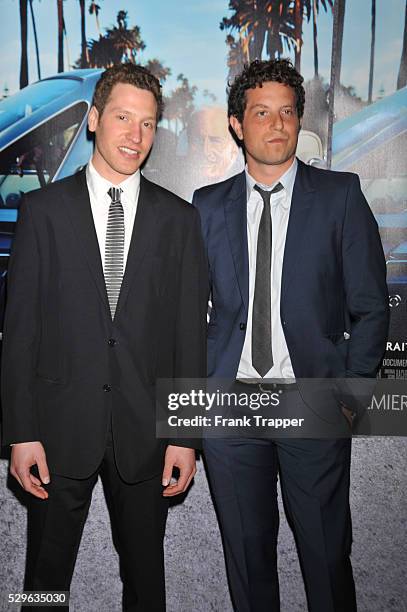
[252,182,284,376]
[105,187,125,319]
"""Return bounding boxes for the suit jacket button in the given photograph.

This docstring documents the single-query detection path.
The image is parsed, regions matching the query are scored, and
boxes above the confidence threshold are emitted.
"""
[108,338,116,347]
[240,323,246,331]
[103,384,112,392]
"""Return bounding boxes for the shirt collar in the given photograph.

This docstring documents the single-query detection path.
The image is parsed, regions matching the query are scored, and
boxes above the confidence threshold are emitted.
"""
[86,159,140,205]
[245,157,298,209]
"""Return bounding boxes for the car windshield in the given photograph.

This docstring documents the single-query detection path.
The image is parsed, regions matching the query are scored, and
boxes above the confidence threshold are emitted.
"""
[0,78,82,133]
[0,101,88,208]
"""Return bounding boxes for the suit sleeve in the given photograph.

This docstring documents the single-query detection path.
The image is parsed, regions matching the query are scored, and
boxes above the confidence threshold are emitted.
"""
[1,196,41,445]
[342,175,389,377]
[168,206,208,449]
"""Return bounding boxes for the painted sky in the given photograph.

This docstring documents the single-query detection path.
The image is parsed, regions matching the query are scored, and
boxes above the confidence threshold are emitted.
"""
[1,0,405,106]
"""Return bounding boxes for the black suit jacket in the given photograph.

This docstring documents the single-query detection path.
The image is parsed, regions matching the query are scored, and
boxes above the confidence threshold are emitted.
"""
[1,169,207,482]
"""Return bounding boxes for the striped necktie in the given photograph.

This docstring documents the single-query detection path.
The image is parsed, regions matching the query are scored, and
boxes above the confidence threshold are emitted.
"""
[252,182,284,377]
[105,186,125,319]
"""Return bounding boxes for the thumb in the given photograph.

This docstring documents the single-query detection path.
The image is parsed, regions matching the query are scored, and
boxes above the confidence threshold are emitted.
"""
[36,448,50,485]
[161,457,174,487]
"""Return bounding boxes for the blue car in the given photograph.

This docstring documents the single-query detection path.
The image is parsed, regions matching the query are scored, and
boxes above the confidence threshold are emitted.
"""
[0,70,103,329]
[0,69,103,218]
[332,87,407,261]
[387,241,407,283]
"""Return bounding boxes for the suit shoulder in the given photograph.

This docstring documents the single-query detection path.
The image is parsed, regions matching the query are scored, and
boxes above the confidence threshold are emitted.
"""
[194,173,240,198]
[141,175,197,218]
[304,163,359,189]
[21,172,83,210]
[193,173,243,210]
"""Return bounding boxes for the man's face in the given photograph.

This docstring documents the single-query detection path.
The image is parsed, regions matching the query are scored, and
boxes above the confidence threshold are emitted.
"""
[88,82,157,184]
[189,107,238,180]
[230,81,300,174]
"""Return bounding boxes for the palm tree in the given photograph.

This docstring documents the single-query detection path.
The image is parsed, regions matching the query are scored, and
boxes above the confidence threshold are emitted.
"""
[89,1,102,36]
[79,0,89,68]
[88,35,114,67]
[220,1,297,63]
[163,74,197,134]
[225,34,245,82]
[312,0,333,78]
[294,0,311,72]
[327,0,346,168]
[203,89,217,103]
[57,0,64,72]
[332,0,345,92]
[397,0,407,90]
[108,10,146,64]
[367,0,376,103]
[19,0,29,88]
[144,59,171,84]
[87,10,146,68]
[29,0,41,80]
[266,1,297,59]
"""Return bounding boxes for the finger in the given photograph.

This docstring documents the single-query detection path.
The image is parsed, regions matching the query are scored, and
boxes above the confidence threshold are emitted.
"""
[36,453,50,485]
[176,468,191,492]
[28,473,49,499]
[183,468,197,492]
[161,459,174,488]
[29,473,43,487]
[19,470,48,499]
[180,466,197,492]
[163,468,194,497]
[162,482,183,497]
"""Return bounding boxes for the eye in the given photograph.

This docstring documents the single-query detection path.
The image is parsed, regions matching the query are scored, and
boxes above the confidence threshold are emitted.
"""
[143,121,154,129]
[256,110,268,118]
[117,114,128,121]
[281,108,294,117]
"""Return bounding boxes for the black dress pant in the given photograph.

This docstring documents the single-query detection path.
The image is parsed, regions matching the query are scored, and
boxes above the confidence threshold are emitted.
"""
[24,428,169,611]
[203,432,356,612]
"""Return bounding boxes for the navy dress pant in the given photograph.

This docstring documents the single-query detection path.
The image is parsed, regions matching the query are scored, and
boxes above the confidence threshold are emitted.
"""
[203,434,356,612]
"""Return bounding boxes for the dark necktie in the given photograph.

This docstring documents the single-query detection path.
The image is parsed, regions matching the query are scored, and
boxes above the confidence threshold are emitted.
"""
[252,182,284,377]
[105,186,125,319]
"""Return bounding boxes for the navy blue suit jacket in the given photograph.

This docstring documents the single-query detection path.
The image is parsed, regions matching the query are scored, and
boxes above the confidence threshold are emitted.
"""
[193,160,389,388]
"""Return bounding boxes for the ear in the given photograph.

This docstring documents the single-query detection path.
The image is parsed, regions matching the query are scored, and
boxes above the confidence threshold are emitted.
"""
[88,106,99,133]
[229,115,243,141]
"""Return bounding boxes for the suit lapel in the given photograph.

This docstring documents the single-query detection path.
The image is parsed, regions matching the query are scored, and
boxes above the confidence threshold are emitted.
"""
[115,174,158,316]
[62,169,110,312]
[281,160,315,300]
[224,171,249,311]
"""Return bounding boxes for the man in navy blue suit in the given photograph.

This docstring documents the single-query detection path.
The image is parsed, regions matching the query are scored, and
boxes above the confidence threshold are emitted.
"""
[193,59,389,612]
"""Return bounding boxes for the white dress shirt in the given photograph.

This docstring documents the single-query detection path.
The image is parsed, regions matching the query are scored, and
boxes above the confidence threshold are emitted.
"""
[86,160,140,272]
[237,158,298,379]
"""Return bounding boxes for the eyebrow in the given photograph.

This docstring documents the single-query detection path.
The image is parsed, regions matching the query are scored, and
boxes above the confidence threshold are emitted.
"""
[249,103,295,110]
[109,107,156,120]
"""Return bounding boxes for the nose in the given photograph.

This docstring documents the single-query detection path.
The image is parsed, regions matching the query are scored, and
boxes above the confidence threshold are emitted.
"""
[203,136,217,162]
[269,111,284,131]
[127,122,142,143]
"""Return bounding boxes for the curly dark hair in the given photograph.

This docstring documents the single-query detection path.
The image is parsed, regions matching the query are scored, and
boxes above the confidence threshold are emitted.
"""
[92,63,163,121]
[228,58,305,123]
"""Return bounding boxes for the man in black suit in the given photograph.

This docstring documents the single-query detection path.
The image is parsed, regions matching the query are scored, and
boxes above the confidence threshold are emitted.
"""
[193,59,389,611]
[2,64,207,611]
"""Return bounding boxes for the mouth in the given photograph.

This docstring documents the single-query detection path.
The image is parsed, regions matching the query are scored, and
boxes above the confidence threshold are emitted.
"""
[118,146,141,158]
[266,138,287,144]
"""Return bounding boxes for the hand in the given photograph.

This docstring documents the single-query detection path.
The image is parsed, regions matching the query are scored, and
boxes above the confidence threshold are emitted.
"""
[162,445,196,497]
[340,403,354,428]
[10,442,50,500]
